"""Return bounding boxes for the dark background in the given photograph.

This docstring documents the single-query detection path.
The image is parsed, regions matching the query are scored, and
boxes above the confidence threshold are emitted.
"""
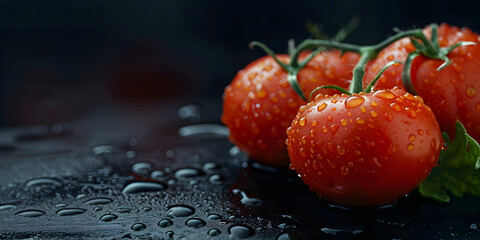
[0,0,479,127]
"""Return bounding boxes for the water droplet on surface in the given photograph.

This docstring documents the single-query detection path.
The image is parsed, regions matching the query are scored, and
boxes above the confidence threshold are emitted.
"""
[0,203,16,210]
[178,124,229,138]
[158,219,174,227]
[208,214,222,220]
[131,162,153,175]
[167,205,195,217]
[24,177,61,187]
[209,174,225,184]
[174,168,205,179]
[203,162,221,171]
[84,197,113,205]
[100,214,118,222]
[228,224,255,239]
[373,90,396,100]
[317,103,327,112]
[93,206,102,212]
[166,231,174,238]
[91,144,128,155]
[185,218,206,228]
[57,208,86,216]
[150,170,166,180]
[208,228,221,237]
[233,189,263,207]
[178,104,202,123]
[16,209,46,218]
[131,223,147,231]
[116,208,132,213]
[345,96,365,108]
[277,232,303,240]
[122,181,167,194]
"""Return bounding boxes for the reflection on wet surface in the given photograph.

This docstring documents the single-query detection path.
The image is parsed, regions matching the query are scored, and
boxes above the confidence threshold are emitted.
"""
[0,103,479,239]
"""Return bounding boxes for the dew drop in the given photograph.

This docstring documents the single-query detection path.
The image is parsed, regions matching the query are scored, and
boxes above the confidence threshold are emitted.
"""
[336,146,346,156]
[203,162,221,171]
[466,86,477,98]
[299,117,306,127]
[208,228,222,237]
[277,232,303,240]
[174,168,205,179]
[345,95,365,108]
[228,224,255,239]
[15,209,45,218]
[131,223,147,231]
[209,174,225,184]
[56,208,86,216]
[370,111,378,118]
[407,143,415,151]
[167,205,195,217]
[233,189,263,207]
[373,90,396,100]
[185,218,206,228]
[0,203,16,210]
[122,181,167,194]
[340,119,347,126]
[340,166,349,176]
[131,162,153,175]
[158,219,174,228]
[405,107,417,119]
[384,113,393,121]
[100,214,118,222]
[330,125,339,135]
[356,118,365,124]
[208,214,222,220]
[84,197,113,205]
[317,103,327,112]
[409,134,416,142]
[150,170,166,180]
[389,103,401,112]
[24,177,61,187]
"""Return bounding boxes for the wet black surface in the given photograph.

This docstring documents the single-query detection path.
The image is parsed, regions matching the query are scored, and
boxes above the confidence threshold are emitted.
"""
[0,101,479,240]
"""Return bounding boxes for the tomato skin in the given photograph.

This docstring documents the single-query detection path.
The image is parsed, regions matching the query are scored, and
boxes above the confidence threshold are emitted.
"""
[286,87,442,206]
[365,24,480,140]
[222,51,359,167]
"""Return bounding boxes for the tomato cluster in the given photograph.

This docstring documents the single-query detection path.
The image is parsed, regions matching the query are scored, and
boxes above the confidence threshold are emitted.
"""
[222,23,479,206]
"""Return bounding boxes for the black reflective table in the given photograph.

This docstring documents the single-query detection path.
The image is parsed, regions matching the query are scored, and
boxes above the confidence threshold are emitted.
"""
[0,100,479,240]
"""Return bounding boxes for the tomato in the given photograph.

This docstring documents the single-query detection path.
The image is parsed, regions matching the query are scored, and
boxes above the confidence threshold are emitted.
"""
[222,51,359,167]
[364,24,480,140]
[286,87,443,206]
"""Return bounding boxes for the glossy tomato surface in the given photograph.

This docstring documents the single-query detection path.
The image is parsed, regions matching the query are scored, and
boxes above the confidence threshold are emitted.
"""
[286,88,443,206]
[364,24,480,140]
[222,51,359,167]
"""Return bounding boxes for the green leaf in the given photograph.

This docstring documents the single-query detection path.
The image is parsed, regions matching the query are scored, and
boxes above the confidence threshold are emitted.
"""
[419,121,480,203]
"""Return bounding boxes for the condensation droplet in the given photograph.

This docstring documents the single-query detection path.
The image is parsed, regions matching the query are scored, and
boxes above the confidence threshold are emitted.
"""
[345,96,365,108]
[317,103,327,112]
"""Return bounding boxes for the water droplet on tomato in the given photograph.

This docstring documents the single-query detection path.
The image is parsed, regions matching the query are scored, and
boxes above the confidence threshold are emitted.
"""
[345,96,365,108]
[370,111,378,118]
[384,113,393,121]
[409,134,416,142]
[389,103,401,112]
[340,119,347,126]
[356,118,365,124]
[340,166,349,176]
[299,117,306,127]
[336,146,346,156]
[330,125,339,135]
[466,86,477,98]
[373,90,396,100]
[317,103,327,112]
[407,143,415,151]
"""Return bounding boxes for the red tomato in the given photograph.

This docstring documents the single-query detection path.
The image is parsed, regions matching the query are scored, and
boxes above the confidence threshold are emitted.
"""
[286,87,443,206]
[222,51,359,167]
[364,24,480,140]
